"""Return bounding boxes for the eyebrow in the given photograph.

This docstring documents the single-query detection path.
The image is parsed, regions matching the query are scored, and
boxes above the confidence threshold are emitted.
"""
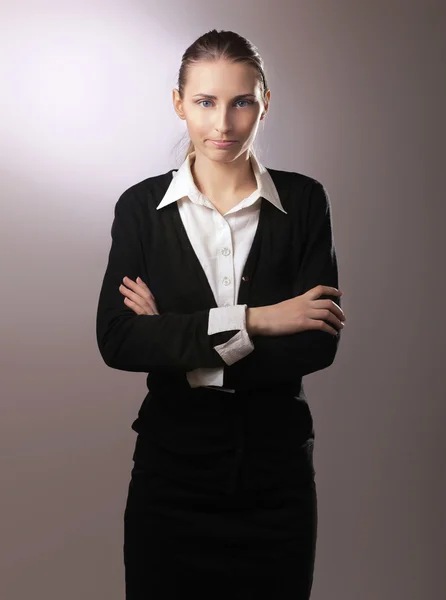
[192,93,256,100]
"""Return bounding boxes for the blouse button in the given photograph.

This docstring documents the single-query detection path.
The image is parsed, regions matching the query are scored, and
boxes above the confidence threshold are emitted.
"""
[223,277,231,286]
[221,247,231,256]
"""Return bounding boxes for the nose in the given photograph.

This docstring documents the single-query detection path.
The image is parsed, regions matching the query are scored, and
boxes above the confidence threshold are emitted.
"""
[214,107,232,134]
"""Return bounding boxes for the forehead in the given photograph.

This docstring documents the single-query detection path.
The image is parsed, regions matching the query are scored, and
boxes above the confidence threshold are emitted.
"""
[185,60,260,94]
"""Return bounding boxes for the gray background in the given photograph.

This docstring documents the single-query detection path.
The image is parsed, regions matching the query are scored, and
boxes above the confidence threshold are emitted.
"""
[1,0,445,598]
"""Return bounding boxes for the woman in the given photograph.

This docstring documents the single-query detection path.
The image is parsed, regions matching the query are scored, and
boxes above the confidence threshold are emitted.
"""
[96,28,346,600]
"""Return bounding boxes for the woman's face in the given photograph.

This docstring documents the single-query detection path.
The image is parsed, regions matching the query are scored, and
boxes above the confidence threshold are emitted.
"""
[173,59,269,161]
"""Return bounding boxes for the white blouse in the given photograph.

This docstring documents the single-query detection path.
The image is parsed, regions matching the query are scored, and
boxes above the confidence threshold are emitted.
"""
[156,150,287,392]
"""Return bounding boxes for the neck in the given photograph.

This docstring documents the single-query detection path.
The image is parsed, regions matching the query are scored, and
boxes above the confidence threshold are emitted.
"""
[190,148,257,200]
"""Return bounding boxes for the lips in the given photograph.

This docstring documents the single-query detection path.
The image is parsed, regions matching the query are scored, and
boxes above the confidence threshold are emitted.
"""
[209,140,237,148]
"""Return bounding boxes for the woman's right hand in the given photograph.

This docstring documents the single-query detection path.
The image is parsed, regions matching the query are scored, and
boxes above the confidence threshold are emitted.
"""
[254,285,345,336]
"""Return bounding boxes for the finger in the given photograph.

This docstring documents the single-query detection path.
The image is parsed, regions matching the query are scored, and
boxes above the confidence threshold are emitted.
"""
[313,299,346,321]
[119,284,143,308]
[121,287,158,314]
[311,318,339,336]
[144,300,159,315]
[123,297,144,315]
[124,297,158,315]
[320,285,342,296]
[119,283,150,309]
[125,276,156,301]
[122,277,153,300]
[309,308,344,332]
[136,277,155,299]
[120,280,159,314]
[307,285,342,300]
[120,283,158,314]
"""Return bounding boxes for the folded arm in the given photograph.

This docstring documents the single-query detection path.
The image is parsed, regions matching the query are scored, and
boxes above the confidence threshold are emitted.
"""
[223,179,342,388]
[96,191,253,372]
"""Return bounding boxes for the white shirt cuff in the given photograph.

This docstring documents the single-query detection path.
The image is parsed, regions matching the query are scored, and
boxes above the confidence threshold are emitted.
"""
[186,367,224,388]
[207,304,254,366]
[213,327,254,365]
[208,304,249,334]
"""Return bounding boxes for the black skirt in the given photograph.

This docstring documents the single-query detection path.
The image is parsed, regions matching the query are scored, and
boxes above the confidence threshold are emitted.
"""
[124,388,317,599]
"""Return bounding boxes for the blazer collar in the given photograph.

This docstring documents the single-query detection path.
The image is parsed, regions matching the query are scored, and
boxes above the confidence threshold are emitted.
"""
[156,150,287,214]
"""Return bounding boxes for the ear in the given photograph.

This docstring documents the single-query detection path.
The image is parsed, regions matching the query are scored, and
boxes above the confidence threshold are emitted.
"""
[261,90,270,120]
[172,88,186,120]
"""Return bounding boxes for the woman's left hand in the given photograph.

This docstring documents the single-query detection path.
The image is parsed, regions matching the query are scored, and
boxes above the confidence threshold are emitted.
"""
[119,276,159,315]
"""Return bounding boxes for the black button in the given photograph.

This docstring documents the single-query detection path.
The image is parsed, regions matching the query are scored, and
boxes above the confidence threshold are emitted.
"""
[242,275,249,281]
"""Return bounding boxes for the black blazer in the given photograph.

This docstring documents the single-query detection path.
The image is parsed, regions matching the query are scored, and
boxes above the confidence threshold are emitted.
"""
[96,166,341,463]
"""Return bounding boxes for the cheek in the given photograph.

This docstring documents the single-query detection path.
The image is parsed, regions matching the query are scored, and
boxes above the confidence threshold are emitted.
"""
[240,116,259,135]
[240,109,260,125]
[186,114,211,135]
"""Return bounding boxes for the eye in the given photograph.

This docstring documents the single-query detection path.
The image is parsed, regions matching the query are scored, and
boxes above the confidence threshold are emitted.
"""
[235,100,253,108]
[197,99,254,108]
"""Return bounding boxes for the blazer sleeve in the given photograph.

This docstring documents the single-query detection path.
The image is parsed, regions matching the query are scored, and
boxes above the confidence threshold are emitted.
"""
[224,179,342,388]
[96,191,242,373]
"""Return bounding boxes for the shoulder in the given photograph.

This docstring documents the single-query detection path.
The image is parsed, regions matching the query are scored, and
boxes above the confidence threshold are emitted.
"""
[265,166,329,212]
[266,165,324,191]
[114,169,175,212]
